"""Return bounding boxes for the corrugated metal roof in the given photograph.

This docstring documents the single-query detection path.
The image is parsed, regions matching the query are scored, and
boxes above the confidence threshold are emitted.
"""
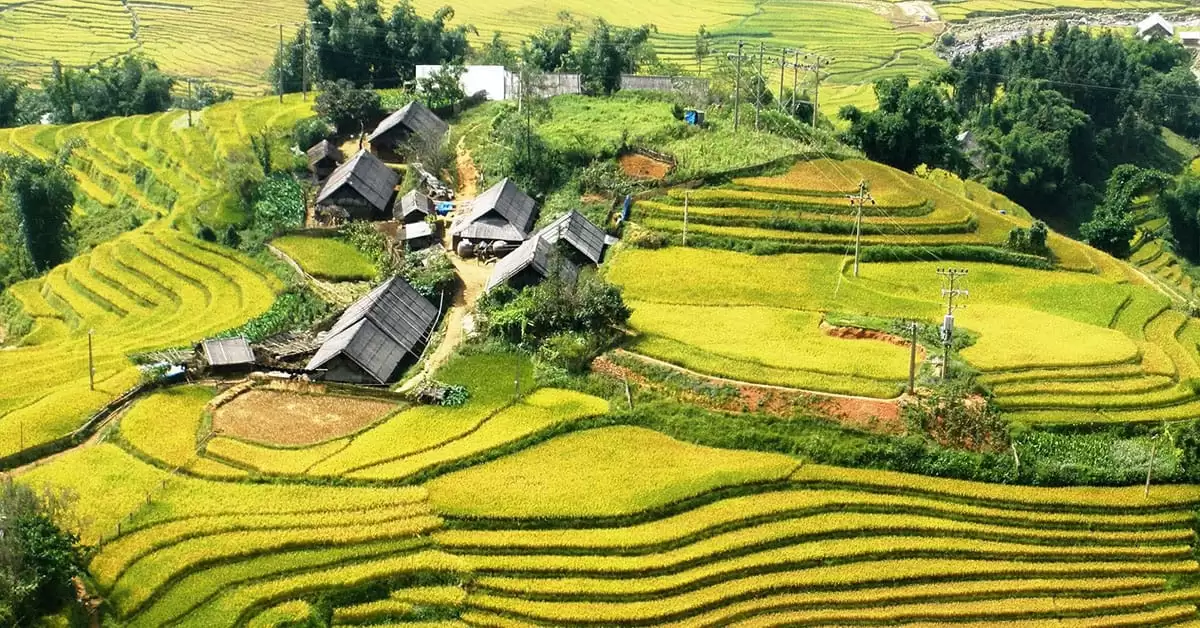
[202,337,255,366]
[485,236,579,291]
[539,210,606,264]
[404,222,434,240]
[368,100,449,145]
[306,277,438,384]
[450,178,536,241]
[395,189,434,221]
[306,139,343,164]
[316,150,399,212]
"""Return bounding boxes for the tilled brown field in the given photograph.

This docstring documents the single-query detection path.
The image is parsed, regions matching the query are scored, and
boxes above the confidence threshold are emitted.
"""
[212,390,399,446]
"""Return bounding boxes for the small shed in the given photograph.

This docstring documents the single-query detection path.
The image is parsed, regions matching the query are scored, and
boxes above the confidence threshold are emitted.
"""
[1182,31,1200,47]
[538,210,607,265]
[305,277,439,385]
[368,101,449,160]
[306,140,343,181]
[486,236,580,292]
[199,337,255,373]
[403,221,435,251]
[1137,13,1174,40]
[394,189,434,224]
[315,150,400,221]
[450,178,537,254]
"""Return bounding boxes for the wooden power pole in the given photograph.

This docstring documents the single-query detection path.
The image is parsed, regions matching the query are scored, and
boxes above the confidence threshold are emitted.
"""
[848,180,875,278]
[755,42,764,130]
[727,41,746,134]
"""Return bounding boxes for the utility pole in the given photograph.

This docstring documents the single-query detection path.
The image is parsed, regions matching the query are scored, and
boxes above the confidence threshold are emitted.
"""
[791,50,801,114]
[778,50,788,112]
[87,329,95,391]
[186,78,193,128]
[848,179,875,278]
[936,268,969,381]
[278,24,285,103]
[908,321,919,394]
[727,41,746,134]
[755,42,765,130]
[301,23,309,101]
[808,55,830,128]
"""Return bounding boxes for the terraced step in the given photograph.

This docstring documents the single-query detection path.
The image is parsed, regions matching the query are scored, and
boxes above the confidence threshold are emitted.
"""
[467,578,1185,626]
[995,383,1195,411]
[991,376,1176,398]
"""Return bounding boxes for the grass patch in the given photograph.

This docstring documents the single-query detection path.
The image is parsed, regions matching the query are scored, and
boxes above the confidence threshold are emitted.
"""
[272,235,376,282]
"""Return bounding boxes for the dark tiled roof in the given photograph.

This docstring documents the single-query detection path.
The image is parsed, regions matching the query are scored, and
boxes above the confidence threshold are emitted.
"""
[368,100,449,145]
[306,277,438,384]
[539,210,606,264]
[316,150,399,212]
[486,236,579,291]
[306,139,343,164]
[202,337,255,366]
[394,189,434,221]
[450,178,536,242]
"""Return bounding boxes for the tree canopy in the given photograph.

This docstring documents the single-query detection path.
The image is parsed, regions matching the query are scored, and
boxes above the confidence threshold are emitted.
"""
[0,152,76,281]
[839,77,963,174]
[0,480,86,626]
[41,55,174,124]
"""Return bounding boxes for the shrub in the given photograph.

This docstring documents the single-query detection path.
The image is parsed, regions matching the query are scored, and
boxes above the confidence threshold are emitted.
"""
[624,223,670,249]
[903,384,1010,453]
[292,117,333,151]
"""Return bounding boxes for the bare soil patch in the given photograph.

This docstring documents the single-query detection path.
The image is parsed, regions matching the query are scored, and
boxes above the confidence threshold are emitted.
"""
[822,323,926,360]
[619,153,671,180]
[594,352,903,435]
[212,390,398,446]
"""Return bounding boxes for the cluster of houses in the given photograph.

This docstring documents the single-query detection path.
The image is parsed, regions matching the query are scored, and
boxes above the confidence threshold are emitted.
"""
[196,98,611,386]
[1137,13,1200,46]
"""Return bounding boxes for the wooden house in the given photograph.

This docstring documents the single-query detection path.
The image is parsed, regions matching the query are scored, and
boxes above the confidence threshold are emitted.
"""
[315,150,400,221]
[368,101,449,160]
[305,277,439,385]
[306,139,343,181]
[393,189,434,224]
[485,210,604,292]
[1137,13,1174,40]
[450,178,536,254]
[198,337,255,374]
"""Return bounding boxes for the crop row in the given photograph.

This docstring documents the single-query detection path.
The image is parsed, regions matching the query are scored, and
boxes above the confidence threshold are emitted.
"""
[640,200,976,236]
[466,577,1195,626]
[663,187,933,216]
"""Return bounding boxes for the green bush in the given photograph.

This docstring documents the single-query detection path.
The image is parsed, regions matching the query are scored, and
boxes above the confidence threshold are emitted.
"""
[292,116,333,151]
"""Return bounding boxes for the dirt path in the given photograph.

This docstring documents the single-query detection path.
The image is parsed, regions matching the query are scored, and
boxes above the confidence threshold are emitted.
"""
[399,140,488,391]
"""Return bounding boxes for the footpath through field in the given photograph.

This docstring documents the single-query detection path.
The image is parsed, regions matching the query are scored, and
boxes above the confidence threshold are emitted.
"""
[399,138,488,391]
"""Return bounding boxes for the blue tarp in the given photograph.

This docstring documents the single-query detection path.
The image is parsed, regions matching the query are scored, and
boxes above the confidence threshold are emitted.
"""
[436,201,454,216]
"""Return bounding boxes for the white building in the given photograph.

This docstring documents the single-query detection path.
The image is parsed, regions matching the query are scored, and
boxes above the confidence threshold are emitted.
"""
[416,65,509,101]
[1137,13,1174,40]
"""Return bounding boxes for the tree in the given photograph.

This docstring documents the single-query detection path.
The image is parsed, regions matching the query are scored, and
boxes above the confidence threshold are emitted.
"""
[694,26,712,74]
[417,64,465,109]
[40,55,174,124]
[522,19,576,72]
[477,32,516,68]
[974,79,1093,216]
[314,79,382,134]
[1081,165,1168,258]
[0,479,85,626]
[0,152,75,274]
[1158,174,1200,261]
[0,75,25,128]
[839,77,963,173]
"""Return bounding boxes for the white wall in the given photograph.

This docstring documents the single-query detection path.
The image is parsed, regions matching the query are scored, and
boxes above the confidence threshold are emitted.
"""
[416,65,509,101]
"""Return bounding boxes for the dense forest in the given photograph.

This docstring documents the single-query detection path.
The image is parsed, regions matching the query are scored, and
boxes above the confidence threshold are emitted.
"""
[841,24,1200,249]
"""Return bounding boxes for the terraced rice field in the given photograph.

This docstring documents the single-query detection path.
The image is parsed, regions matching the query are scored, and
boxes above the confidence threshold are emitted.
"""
[611,157,1200,423]
[19,417,1200,626]
[934,0,1188,22]
[0,0,305,92]
[2,0,944,99]
[0,95,312,460]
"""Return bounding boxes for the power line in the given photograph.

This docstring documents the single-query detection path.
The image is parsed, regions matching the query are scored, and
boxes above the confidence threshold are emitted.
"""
[936,267,968,381]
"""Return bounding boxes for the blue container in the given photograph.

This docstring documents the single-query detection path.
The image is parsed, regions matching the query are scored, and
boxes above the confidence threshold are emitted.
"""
[436,201,454,216]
